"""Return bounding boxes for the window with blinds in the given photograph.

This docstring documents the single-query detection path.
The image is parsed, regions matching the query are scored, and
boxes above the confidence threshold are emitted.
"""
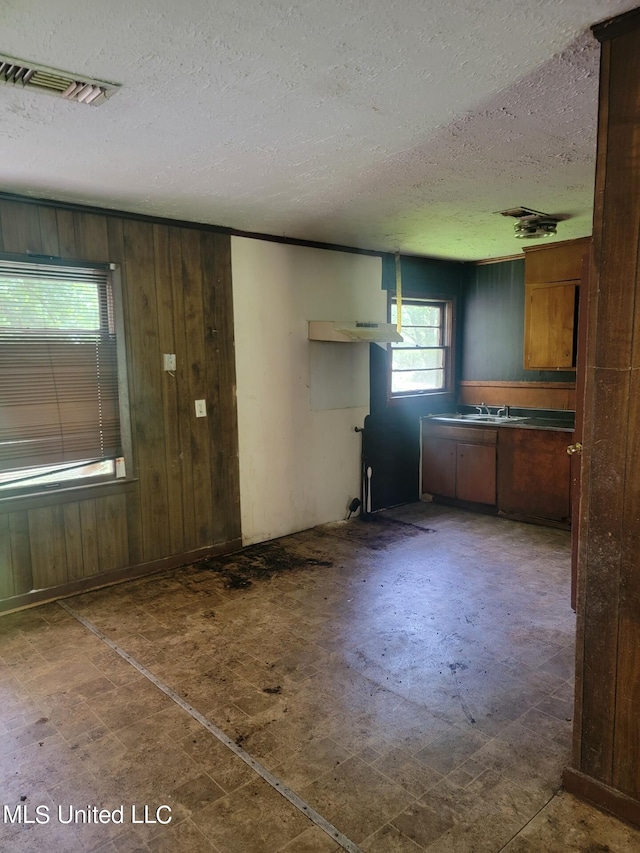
[0,258,122,494]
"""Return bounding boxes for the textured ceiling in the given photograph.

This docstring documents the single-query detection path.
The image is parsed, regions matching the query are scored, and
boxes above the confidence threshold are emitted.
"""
[1,0,638,260]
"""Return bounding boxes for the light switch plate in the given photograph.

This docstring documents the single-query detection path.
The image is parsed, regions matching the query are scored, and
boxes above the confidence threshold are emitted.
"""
[195,399,207,418]
[163,353,176,371]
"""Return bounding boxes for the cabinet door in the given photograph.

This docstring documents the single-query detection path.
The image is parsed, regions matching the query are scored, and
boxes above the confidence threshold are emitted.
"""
[523,238,589,284]
[524,280,578,369]
[456,443,496,505]
[422,437,456,498]
[497,428,571,521]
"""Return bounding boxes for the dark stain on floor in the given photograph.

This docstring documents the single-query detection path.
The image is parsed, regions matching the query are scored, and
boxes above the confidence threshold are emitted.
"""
[326,513,434,550]
[197,540,333,589]
[185,514,432,590]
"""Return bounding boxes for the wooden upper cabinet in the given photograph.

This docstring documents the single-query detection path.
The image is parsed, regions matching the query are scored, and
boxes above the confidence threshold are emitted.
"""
[525,280,578,369]
[522,237,590,371]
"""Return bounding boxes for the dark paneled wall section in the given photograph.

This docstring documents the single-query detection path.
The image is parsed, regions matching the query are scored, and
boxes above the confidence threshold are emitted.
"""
[366,254,468,510]
[462,259,576,383]
[0,199,241,609]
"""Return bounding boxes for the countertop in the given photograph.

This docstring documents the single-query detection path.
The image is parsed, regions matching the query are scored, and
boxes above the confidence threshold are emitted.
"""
[423,412,575,433]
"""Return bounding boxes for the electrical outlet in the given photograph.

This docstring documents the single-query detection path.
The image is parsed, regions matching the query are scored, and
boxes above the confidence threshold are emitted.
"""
[163,353,176,371]
[195,399,207,418]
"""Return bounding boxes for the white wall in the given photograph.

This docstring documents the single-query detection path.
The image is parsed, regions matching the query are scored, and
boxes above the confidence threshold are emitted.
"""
[231,237,385,545]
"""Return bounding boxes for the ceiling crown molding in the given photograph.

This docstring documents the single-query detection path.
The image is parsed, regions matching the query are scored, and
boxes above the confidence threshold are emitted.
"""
[592,7,640,42]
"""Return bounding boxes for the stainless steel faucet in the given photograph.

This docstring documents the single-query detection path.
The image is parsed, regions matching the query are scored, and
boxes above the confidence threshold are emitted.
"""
[496,404,510,418]
[475,401,491,415]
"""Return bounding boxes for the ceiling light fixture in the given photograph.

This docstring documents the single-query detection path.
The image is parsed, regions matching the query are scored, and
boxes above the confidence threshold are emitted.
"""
[0,54,120,106]
[513,214,558,239]
[496,206,559,240]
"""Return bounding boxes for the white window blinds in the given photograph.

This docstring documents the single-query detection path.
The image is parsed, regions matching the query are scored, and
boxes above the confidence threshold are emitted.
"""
[0,259,121,477]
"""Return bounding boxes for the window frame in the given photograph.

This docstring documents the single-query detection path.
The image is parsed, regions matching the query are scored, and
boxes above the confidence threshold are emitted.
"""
[0,254,132,499]
[388,294,455,399]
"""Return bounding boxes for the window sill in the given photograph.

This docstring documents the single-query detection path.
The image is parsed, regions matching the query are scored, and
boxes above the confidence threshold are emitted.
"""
[388,390,456,405]
[0,477,138,512]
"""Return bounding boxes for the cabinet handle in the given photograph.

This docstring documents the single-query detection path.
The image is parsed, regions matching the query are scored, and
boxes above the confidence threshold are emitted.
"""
[566,442,583,455]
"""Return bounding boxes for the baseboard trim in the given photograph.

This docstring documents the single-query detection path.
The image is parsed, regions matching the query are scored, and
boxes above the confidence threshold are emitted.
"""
[564,767,640,828]
[0,538,243,616]
[497,509,570,531]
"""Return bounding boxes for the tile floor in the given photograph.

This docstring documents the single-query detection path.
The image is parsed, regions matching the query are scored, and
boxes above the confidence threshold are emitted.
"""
[1,503,640,852]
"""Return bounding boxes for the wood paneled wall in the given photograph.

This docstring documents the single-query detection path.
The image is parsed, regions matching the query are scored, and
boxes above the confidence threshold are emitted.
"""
[458,380,576,411]
[564,8,640,827]
[0,198,241,610]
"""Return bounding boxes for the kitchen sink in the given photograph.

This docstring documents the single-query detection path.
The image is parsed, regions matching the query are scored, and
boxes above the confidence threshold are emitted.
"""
[465,415,530,423]
[427,413,530,424]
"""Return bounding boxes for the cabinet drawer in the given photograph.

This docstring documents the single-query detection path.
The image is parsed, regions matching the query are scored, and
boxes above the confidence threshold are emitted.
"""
[422,423,497,444]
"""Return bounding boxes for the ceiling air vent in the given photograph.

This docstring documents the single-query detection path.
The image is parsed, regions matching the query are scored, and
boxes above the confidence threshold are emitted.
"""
[0,54,119,105]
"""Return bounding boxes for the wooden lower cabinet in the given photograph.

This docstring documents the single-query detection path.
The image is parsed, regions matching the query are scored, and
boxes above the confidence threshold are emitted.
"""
[456,443,496,505]
[422,423,497,506]
[497,427,571,523]
[421,436,456,498]
[422,421,571,522]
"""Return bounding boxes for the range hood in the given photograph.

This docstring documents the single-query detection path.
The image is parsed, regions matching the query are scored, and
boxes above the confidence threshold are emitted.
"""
[308,321,403,343]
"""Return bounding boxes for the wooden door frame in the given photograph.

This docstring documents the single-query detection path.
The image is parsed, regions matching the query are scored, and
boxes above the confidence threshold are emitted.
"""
[564,9,640,825]
[570,253,590,610]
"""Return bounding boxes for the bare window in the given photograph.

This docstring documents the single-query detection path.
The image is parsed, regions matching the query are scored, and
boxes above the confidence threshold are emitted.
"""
[389,298,452,395]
